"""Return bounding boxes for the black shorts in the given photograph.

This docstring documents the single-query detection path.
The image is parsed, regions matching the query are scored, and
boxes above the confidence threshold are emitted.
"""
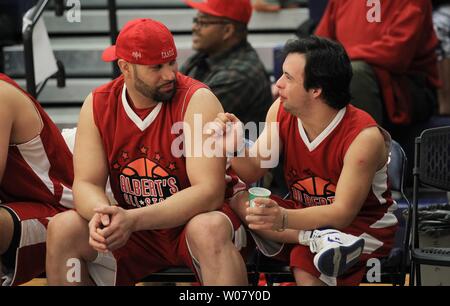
[1,206,21,269]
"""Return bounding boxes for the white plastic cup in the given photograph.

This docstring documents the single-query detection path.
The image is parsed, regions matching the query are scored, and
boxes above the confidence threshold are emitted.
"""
[248,187,271,208]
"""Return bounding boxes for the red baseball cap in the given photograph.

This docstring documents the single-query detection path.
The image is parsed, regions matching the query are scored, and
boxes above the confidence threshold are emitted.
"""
[184,0,252,24]
[102,18,177,65]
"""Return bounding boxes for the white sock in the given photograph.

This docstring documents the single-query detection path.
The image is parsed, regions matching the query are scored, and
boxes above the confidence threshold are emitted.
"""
[298,230,314,246]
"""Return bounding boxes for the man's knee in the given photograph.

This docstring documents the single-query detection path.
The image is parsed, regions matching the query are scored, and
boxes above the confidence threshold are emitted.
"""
[0,208,14,254]
[350,60,381,90]
[47,210,88,253]
[186,212,233,252]
[350,60,383,123]
[293,267,326,286]
[351,60,374,75]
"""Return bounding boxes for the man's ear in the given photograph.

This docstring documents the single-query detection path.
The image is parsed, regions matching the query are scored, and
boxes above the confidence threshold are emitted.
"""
[222,23,235,41]
[117,59,131,77]
[311,87,322,99]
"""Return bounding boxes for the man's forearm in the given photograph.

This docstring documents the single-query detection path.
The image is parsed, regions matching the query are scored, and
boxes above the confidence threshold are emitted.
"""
[230,150,267,184]
[73,180,111,221]
[130,184,224,231]
[286,204,354,231]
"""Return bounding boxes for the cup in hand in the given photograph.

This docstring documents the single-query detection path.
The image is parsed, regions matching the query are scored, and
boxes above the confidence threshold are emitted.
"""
[248,187,271,208]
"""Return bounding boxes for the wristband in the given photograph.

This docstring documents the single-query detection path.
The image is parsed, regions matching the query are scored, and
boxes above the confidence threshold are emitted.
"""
[276,209,288,232]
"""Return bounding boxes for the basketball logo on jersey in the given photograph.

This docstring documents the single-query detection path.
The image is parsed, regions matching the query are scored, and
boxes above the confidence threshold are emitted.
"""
[291,176,336,207]
[118,157,180,207]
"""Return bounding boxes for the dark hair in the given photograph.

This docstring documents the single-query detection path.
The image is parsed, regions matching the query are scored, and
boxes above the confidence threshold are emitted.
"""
[283,36,353,109]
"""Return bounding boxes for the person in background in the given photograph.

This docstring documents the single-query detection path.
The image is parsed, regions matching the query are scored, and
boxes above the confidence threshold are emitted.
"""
[181,0,273,127]
[433,0,450,115]
[315,0,440,127]
[252,0,302,12]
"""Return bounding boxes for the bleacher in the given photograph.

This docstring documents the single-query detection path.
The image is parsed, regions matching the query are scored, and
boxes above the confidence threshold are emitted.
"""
[3,0,307,127]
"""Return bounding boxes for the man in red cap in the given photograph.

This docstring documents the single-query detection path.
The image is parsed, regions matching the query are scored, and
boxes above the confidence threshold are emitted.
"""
[45,18,249,286]
[181,0,273,126]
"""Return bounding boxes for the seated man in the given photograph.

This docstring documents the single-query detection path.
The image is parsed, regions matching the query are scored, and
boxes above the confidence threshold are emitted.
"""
[315,0,440,126]
[0,73,74,286]
[433,1,450,115]
[45,18,248,286]
[181,0,272,126]
[213,36,398,286]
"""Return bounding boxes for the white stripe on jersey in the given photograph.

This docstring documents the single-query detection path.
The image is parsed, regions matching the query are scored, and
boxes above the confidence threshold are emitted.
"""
[372,163,388,205]
[15,135,55,195]
[370,201,398,229]
[370,161,398,229]
[359,233,384,254]
[60,184,74,209]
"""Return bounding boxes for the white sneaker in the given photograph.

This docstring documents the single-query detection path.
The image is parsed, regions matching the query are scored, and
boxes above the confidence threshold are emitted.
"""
[307,229,365,277]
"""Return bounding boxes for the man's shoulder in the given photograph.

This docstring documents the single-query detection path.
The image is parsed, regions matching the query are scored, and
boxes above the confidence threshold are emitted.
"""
[224,42,264,68]
[88,77,124,120]
[172,73,210,113]
[212,59,266,83]
[91,76,124,108]
[93,75,124,95]
[345,105,378,127]
[179,52,204,73]
[220,43,268,79]
[183,52,204,64]
[340,105,386,151]
[0,75,39,114]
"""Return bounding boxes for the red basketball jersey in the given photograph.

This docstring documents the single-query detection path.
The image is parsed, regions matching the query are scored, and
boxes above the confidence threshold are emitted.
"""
[92,73,208,211]
[278,104,398,257]
[0,74,74,208]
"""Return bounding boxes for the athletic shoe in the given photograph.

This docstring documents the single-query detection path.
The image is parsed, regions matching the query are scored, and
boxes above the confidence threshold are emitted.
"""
[308,229,365,277]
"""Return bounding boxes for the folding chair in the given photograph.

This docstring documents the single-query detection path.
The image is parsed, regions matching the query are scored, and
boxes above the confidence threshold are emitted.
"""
[22,0,66,98]
[257,140,410,286]
[360,140,409,285]
[409,126,450,286]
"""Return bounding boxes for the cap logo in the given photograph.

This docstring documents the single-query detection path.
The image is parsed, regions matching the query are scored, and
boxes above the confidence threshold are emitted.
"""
[161,49,175,59]
[132,51,142,60]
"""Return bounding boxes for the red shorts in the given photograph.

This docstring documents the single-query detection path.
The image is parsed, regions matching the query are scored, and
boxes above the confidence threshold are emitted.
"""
[88,203,247,286]
[0,202,67,286]
[266,195,390,286]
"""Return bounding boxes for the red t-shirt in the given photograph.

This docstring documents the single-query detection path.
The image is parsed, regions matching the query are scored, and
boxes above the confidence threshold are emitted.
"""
[315,0,439,124]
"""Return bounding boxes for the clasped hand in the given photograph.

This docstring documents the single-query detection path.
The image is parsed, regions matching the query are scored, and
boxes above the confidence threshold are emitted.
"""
[88,206,134,252]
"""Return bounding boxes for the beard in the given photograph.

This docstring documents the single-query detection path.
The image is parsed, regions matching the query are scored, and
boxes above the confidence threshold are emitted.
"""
[133,69,176,103]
